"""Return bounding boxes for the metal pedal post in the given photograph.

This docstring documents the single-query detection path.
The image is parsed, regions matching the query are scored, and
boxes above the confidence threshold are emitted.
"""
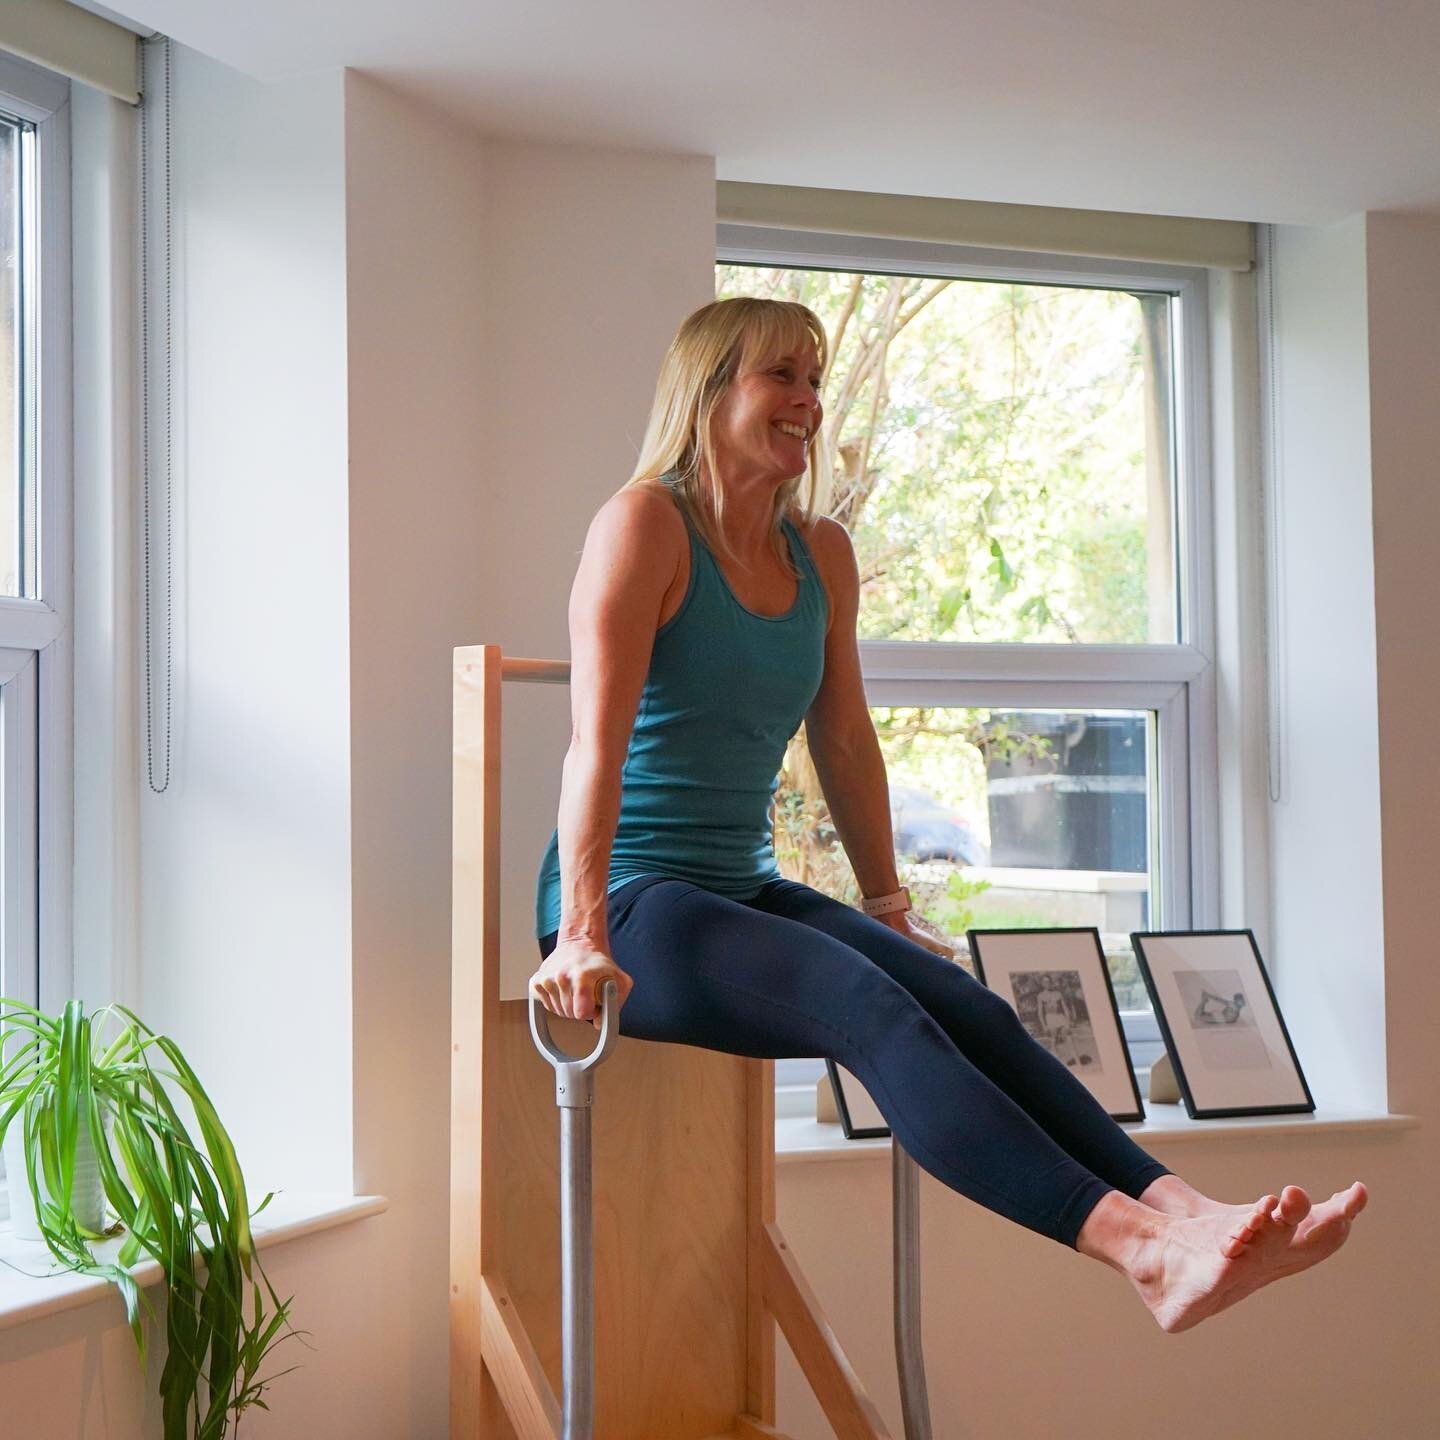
[893,1141,933,1440]
[529,980,619,1440]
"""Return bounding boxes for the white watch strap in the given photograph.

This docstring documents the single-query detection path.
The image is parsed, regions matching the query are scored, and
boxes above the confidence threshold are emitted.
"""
[859,886,911,917]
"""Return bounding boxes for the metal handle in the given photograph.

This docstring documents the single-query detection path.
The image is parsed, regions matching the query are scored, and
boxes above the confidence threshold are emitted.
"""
[529,980,619,1440]
[529,979,620,1108]
[893,1141,934,1440]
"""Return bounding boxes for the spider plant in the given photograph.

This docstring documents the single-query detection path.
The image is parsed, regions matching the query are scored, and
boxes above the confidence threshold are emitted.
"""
[0,997,304,1439]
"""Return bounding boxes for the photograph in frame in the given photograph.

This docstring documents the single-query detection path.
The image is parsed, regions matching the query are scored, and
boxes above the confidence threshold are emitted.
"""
[966,927,1145,1123]
[1130,929,1314,1120]
[824,1059,890,1140]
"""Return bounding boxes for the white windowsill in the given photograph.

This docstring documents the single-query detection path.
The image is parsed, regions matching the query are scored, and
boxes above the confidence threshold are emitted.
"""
[776,1104,1418,1164]
[0,1191,388,1331]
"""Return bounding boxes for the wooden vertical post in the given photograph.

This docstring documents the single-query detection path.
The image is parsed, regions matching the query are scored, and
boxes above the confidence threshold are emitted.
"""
[746,1057,777,1422]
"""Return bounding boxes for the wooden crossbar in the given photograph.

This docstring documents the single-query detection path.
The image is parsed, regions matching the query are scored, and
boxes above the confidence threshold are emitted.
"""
[761,1222,893,1440]
[480,1274,562,1440]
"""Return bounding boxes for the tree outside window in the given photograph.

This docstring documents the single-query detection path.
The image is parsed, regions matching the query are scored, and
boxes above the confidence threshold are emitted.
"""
[718,264,1173,1009]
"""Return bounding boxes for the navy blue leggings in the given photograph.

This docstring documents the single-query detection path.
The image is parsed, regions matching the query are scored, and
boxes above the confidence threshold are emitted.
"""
[540,874,1169,1247]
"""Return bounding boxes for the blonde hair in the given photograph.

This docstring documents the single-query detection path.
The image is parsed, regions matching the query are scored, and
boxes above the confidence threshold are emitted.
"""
[626,297,830,568]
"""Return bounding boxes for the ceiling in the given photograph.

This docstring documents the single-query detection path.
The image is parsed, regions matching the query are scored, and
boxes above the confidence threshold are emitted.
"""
[84,0,1440,226]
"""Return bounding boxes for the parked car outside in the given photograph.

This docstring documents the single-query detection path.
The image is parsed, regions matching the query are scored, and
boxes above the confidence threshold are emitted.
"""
[890,784,989,867]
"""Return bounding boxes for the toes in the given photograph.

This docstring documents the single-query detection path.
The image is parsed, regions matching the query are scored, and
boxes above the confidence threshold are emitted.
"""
[1250,1194,1280,1230]
[1222,1197,1276,1257]
[1273,1186,1312,1226]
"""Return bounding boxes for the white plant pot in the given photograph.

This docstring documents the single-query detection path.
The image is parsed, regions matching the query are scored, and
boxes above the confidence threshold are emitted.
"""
[3,1106,108,1242]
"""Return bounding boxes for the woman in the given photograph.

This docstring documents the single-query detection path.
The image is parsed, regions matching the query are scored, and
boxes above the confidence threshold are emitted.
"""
[530,296,1366,1333]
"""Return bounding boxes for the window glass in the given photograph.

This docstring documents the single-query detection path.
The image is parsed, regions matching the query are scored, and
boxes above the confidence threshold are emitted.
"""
[0,69,71,1214]
[775,705,1156,1011]
[716,264,1178,645]
[0,111,34,600]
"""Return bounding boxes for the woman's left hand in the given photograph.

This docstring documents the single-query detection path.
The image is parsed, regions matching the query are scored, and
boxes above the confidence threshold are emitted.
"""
[874,908,957,960]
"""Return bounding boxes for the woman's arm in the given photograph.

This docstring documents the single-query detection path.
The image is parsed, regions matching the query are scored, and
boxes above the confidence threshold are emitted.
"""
[530,486,685,1025]
[802,517,901,899]
[803,518,952,956]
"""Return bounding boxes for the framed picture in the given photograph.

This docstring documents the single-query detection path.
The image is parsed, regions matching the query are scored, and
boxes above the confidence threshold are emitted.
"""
[825,1059,890,1140]
[1130,930,1314,1120]
[966,927,1145,1123]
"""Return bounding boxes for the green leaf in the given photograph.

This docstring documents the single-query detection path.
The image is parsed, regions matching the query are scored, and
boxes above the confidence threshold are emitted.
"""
[936,584,969,630]
[987,538,1014,590]
[55,1002,82,1212]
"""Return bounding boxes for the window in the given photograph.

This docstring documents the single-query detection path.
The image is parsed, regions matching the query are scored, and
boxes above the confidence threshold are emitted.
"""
[717,226,1217,1092]
[0,52,72,1218]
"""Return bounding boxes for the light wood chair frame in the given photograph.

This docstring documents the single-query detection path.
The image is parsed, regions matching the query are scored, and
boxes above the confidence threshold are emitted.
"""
[451,645,931,1440]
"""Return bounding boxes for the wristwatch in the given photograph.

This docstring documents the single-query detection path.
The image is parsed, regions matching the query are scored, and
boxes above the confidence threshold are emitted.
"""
[859,886,911,917]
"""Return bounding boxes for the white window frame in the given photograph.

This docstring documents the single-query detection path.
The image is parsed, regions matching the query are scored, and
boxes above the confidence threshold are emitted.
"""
[718,225,1221,1102]
[1,647,40,1005]
[0,52,74,1220]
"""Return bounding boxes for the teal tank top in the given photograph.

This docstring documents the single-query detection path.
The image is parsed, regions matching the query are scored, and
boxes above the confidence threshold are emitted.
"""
[535,504,829,937]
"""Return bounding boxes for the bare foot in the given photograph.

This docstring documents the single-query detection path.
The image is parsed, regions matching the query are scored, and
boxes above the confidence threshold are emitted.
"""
[1081,1182,1367,1333]
[1141,1174,1369,1268]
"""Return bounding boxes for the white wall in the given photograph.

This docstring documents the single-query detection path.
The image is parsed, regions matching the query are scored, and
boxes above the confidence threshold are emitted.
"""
[1366,213,1440,1119]
[135,48,354,1198]
[1361,213,1440,1425]
[343,70,493,1436]
[1264,218,1387,1110]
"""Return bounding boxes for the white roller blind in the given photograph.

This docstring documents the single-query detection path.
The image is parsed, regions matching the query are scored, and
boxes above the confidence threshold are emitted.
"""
[0,0,140,105]
[718,181,1254,272]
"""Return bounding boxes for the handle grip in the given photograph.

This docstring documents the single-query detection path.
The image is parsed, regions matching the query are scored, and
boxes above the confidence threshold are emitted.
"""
[528,979,619,1108]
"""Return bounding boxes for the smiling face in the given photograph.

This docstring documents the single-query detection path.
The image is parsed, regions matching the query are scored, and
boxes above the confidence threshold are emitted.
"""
[706,340,824,490]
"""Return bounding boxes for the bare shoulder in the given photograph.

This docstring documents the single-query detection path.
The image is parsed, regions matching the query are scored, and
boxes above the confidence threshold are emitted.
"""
[587,482,686,561]
[798,513,859,594]
[800,513,857,567]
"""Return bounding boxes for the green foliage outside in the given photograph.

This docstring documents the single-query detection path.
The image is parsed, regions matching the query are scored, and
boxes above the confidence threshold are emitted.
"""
[719,263,1168,1005]
[716,265,1171,647]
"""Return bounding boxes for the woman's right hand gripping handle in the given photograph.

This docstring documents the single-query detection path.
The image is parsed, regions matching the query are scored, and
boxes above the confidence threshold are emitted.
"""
[529,939,634,1031]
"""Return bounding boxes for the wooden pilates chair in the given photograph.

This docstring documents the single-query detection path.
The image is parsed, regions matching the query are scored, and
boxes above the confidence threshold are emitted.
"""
[451,645,934,1440]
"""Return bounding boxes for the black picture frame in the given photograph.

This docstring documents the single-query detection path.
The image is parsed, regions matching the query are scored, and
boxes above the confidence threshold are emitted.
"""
[825,1058,890,1140]
[1131,929,1315,1120]
[967,926,1146,1123]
